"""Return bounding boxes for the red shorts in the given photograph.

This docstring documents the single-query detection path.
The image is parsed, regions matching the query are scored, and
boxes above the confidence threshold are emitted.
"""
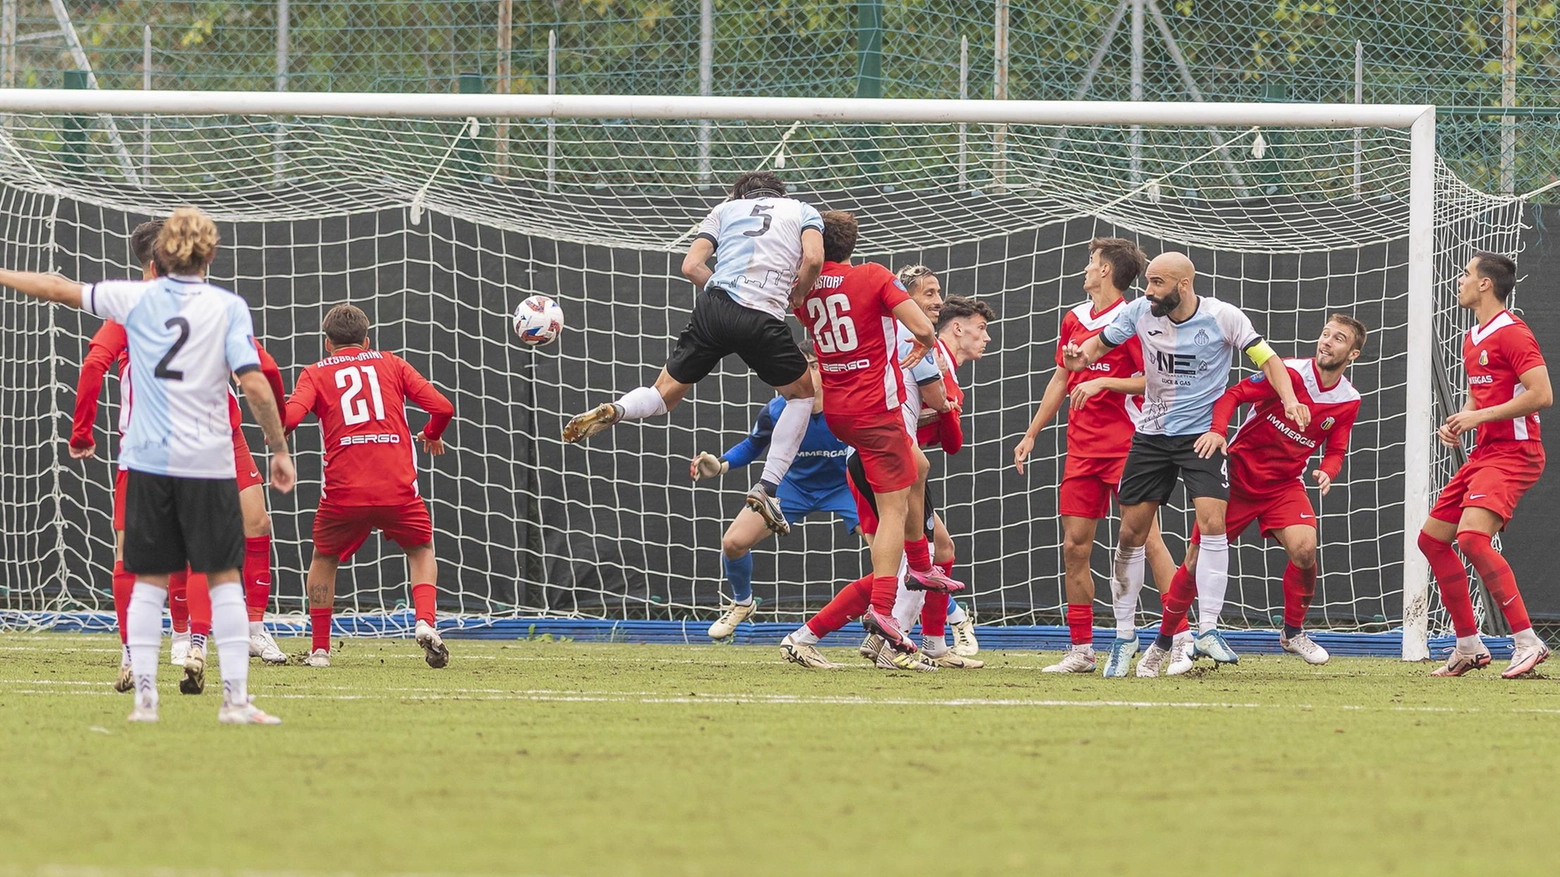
[1058,454,1128,519]
[1429,440,1544,526]
[824,411,917,494]
[232,426,263,491]
[1191,482,1314,544]
[113,467,129,530]
[313,497,434,560]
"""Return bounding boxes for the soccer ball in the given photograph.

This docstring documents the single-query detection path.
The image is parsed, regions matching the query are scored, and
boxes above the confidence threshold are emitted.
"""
[512,295,564,347]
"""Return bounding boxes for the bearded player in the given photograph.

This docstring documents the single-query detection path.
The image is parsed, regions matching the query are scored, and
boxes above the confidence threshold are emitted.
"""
[1064,252,1308,676]
[1159,314,1366,674]
[778,210,957,669]
[1014,238,1180,676]
[1418,253,1552,678]
[285,304,454,669]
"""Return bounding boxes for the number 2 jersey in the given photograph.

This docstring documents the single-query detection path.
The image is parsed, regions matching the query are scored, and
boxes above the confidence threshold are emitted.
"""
[795,260,913,423]
[285,346,454,506]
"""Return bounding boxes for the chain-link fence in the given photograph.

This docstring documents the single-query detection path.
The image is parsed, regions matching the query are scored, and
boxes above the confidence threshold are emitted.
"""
[3,0,1557,196]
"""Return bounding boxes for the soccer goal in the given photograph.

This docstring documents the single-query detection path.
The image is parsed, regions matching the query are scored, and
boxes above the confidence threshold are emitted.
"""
[0,91,1524,660]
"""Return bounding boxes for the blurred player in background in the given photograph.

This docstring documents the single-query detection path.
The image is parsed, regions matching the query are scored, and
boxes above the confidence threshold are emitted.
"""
[565,171,823,537]
[1418,253,1552,678]
[286,304,454,669]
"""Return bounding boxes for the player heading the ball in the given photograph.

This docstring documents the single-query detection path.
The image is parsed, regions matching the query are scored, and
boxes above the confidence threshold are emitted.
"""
[563,170,824,536]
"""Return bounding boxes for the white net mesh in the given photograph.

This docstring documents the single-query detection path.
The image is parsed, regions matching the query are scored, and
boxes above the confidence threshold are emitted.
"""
[0,104,1522,636]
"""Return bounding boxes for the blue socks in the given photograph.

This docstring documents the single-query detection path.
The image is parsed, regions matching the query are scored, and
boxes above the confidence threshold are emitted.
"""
[724,554,754,604]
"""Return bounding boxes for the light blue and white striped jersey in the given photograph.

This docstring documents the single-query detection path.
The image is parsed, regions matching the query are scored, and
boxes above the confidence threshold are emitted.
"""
[696,196,824,319]
[1101,295,1263,436]
[84,275,261,478]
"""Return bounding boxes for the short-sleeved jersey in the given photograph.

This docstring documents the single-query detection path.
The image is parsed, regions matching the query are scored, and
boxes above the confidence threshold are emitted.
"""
[796,261,912,422]
[1464,309,1546,445]
[1220,358,1360,492]
[285,347,454,506]
[84,276,261,479]
[1056,299,1145,458]
[721,396,849,495]
[896,322,944,431]
[1102,295,1264,437]
[915,339,966,451]
[697,196,824,320]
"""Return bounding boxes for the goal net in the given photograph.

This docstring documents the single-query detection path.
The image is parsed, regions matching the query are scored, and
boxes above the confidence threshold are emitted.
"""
[0,94,1522,658]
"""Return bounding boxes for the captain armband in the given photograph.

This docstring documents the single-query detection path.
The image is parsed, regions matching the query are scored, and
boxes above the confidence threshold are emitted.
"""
[1245,340,1277,368]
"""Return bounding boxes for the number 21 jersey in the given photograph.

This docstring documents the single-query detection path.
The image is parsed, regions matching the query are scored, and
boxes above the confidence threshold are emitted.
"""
[795,260,912,423]
[285,346,454,505]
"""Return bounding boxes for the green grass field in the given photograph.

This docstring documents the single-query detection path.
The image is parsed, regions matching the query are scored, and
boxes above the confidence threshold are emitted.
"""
[1,634,1557,877]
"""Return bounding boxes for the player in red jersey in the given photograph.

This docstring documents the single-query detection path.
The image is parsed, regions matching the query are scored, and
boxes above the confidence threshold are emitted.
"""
[1153,315,1366,674]
[877,293,996,670]
[1418,253,1552,678]
[72,220,288,692]
[1012,238,1178,676]
[285,304,455,669]
[778,210,957,668]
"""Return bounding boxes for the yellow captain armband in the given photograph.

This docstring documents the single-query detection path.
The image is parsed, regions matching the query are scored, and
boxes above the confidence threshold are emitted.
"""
[1246,340,1277,368]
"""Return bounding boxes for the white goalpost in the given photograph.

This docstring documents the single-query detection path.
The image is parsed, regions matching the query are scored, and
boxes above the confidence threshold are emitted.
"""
[0,91,1524,661]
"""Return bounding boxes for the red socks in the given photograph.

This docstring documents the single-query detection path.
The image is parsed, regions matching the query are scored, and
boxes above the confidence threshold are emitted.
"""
[1159,564,1196,637]
[921,592,949,638]
[1066,603,1093,646]
[244,536,272,623]
[168,570,190,633]
[310,607,333,653]
[1282,562,1317,631]
[904,537,932,573]
[111,560,135,645]
[1457,530,1532,634]
[806,575,873,638]
[869,575,898,615]
[411,583,438,626]
[1418,530,1476,637]
[185,572,212,637]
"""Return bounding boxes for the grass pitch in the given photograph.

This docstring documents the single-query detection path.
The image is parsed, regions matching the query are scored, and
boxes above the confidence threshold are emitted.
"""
[1,634,1557,877]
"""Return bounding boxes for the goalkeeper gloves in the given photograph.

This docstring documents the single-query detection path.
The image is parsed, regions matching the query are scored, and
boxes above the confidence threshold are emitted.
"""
[690,451,729,481]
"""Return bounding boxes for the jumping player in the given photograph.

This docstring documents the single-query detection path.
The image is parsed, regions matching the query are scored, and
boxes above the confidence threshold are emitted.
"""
[1063,252,1309,677]
[1418,252,1552,678]
[690,349,860,640]
[1163,315,1366,673]
[564,171,823,537]
[778,210,956,669]
[285,304,455,669]
[1013,238,1180,676]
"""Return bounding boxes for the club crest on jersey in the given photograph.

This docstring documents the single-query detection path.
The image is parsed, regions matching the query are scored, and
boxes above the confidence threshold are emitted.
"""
[1193,329,1211,345]
[1320,416,1335,430]
[1478,349,1489,366]
[892,279,907,291]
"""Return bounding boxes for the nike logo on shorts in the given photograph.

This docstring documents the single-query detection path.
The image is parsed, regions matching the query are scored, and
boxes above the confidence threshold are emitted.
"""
[250,471,260,479]
[1300,513,1313,519]
[1470,494,1487,499]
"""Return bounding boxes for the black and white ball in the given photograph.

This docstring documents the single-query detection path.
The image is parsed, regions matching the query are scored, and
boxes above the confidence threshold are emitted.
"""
[512,295,565,347]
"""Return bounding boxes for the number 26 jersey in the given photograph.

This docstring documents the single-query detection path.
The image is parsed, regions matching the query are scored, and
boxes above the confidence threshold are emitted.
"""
[795,260,913,423]
[285,346,454,506]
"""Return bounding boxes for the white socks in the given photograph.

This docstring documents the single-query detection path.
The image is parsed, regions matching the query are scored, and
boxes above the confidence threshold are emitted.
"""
[210,582,250,704]
[946,602,968,625]
[1112,544,1146,638]
[892,576,926,633]
[791,625,819,645]
[127,582,166,705]
[1195,533,1230,634]
[616,386,668,421]
[758,397,813,487]
[1456,633,1486,652]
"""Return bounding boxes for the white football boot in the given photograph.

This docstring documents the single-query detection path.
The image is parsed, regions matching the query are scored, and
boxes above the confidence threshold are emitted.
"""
[707,598,757,640]
[1042,645,1097,674]
[249,623,288,664]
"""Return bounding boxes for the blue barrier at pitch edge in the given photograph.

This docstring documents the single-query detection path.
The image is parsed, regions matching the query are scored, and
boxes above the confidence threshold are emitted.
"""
[1,611,1514,659]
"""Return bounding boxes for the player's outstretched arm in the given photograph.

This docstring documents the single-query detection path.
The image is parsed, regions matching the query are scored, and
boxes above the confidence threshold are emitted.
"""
[1070,375,1146,409]
[239,369,295,494]
[790,228,824,310]
[891,299,937,363]
[696,402,773,480]
[1014,367,1069,474]
[1061,335,1107,372]
[69,322,128,459]
[1256,351,1310,429]
[0,269,85,308]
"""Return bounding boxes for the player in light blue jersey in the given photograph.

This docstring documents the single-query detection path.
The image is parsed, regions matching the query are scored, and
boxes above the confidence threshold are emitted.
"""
[690,351,862,639]
[0,207,294,724]
[565,170,824,537]
[1064,251,1308,675]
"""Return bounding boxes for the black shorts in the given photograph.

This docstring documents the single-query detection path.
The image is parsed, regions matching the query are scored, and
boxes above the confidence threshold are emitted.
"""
[122,470,245,575]
[1116,433,1230,506]
[665,288,808,388]
[847,451,938,538]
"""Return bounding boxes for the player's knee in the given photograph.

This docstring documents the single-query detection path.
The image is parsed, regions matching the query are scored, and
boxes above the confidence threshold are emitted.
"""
[1417,529,1452,557]
[721,533,750,559]
[1455,530,1491,556]
[1289,540,1317,569]
[245,512,272,538]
